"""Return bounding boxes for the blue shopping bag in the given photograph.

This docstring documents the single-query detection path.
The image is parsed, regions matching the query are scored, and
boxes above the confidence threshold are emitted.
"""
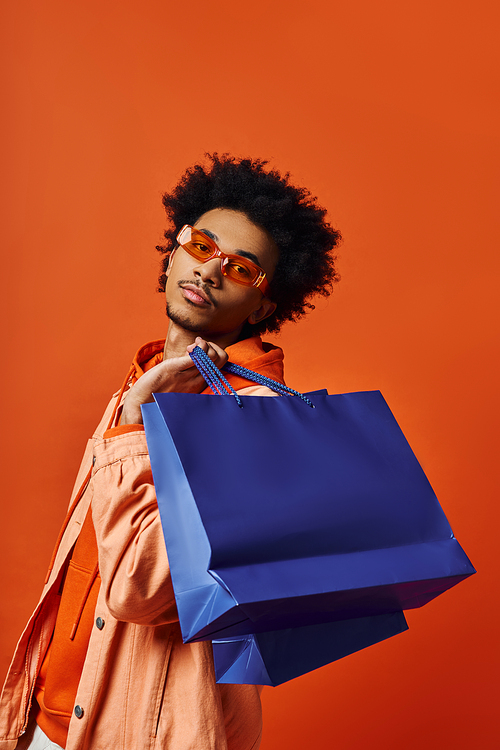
[142,354,474,685]
[211,613,408,686]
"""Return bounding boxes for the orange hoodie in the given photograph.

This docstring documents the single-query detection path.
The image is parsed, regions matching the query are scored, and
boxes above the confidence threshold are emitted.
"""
[31,336,284,747]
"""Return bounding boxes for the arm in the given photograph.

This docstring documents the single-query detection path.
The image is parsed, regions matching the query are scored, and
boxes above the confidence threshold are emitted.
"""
[91,428,176,625]
[91,338,229,625]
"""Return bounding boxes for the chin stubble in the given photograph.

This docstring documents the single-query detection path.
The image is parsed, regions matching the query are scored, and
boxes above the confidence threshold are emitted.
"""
[166,301,209,333]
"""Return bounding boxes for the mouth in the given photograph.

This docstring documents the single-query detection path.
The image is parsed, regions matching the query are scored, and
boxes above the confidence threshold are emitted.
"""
[179,283,214,307]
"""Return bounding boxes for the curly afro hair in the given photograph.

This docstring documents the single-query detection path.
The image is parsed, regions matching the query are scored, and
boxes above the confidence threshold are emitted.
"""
[156,153,342,336]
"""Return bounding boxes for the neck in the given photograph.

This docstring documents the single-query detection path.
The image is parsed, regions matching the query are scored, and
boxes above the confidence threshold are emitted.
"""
[163,319,245,360]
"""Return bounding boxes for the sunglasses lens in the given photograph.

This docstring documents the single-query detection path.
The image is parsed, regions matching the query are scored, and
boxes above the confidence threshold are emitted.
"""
[224,258,260,285]
[183,240,213,260]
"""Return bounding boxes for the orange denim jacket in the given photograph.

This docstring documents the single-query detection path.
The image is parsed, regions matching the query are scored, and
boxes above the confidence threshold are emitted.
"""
[0,337,284,750]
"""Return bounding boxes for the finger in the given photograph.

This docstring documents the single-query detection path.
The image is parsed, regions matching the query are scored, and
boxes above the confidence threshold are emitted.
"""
[186,337,208,354]
[185,337,228,368]
[206,340,229,367]
[190,337,227,366]
[186,337,221,362]
[176,353,202,373]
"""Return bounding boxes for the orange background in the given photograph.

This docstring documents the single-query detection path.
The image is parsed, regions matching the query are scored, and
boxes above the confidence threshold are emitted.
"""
[1,1,498,747]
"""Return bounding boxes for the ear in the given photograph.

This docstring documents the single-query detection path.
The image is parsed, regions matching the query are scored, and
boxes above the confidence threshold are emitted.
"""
[247,298,277,326]
[165,247,177,277]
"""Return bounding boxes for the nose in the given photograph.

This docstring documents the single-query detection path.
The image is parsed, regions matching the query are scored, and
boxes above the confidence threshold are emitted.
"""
[193,257,222,288]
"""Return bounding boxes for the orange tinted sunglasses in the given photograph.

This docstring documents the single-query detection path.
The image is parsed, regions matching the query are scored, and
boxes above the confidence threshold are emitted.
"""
[176,225,271,297]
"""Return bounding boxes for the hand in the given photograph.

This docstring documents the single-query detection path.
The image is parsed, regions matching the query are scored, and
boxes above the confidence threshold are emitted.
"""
[120,337,228,425]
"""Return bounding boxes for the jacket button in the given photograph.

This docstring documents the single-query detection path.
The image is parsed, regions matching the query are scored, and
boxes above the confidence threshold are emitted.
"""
[74,705,84,719]
[95,617,105,630]
[92,455,96,466]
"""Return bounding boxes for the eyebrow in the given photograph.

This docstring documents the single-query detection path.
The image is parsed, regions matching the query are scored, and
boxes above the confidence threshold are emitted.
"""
[199,228,261,266]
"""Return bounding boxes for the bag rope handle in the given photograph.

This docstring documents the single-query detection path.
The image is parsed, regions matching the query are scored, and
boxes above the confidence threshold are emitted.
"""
[189,346,314,408]
[190,346,244,407]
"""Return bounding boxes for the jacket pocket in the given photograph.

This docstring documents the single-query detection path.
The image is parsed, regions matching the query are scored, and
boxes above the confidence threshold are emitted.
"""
[151,629,174,740]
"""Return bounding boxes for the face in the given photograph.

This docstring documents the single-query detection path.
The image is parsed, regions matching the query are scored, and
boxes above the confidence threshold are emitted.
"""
[165,208,279,344]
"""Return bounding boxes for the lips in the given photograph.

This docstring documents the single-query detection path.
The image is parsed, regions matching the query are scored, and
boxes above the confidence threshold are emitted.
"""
[180,283,213,306]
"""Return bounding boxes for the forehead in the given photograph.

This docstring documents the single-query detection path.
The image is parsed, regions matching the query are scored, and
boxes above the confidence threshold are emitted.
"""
[193,208,279,268]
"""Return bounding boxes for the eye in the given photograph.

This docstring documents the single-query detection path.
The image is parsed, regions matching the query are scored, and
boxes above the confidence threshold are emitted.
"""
[231,262,252,278]
[192,241,212,256]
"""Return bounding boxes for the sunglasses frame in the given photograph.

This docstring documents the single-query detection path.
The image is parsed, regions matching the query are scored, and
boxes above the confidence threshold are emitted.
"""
[176,225,271,297]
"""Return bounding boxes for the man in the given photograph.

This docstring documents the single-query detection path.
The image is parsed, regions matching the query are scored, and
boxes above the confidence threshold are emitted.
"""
[0,154,341,749]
